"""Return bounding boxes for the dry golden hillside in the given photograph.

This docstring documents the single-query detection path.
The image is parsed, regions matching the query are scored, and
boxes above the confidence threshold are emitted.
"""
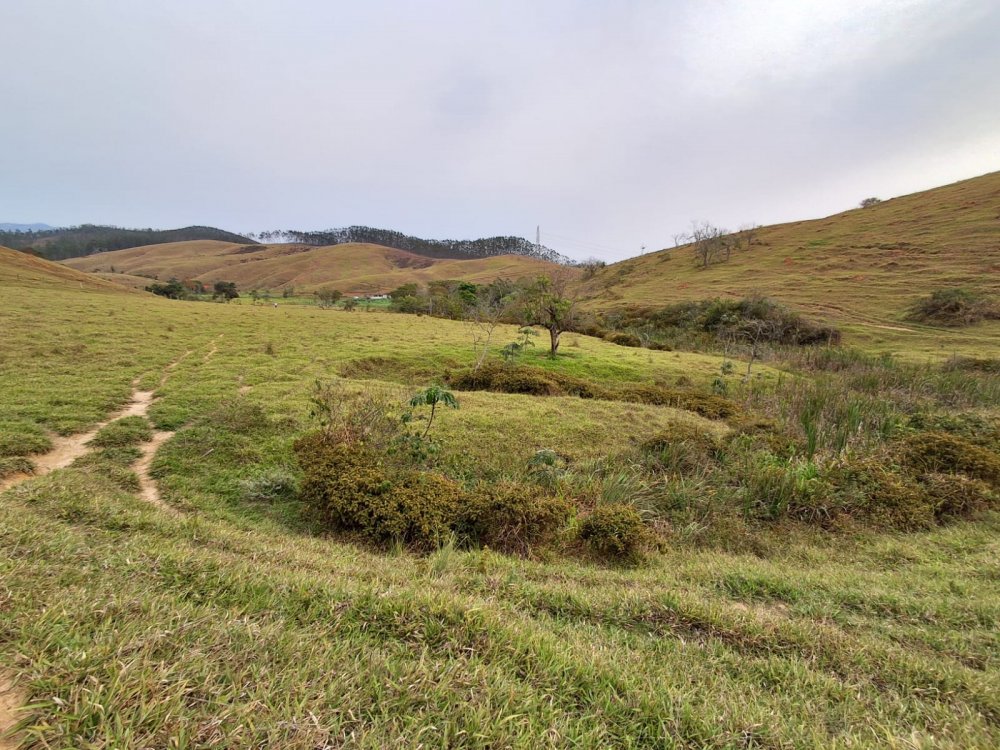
[0,246,135,293]
[581,171,1000,328]
[63,241,562,294]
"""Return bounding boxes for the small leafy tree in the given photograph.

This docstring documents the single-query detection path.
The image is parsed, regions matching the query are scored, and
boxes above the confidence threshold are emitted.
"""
[859,197,881,208]
[408,385,458,438]
[343,297,358,311]
[520,273,579,357]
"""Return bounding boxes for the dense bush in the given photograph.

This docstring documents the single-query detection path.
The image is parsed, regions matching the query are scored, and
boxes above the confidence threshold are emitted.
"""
[460,482,572,554]
[908,289,1000,327]
[295,434,462,550]
[448,362,563,396]
[897,431,1000,486]
[578,504,649,563]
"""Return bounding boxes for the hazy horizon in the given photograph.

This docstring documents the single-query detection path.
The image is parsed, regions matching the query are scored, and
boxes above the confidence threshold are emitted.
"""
[3,0,999,261]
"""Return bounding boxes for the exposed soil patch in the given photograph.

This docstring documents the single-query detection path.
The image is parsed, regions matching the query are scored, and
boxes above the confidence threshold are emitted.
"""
[135,430,177,514]
[0,674,24,750]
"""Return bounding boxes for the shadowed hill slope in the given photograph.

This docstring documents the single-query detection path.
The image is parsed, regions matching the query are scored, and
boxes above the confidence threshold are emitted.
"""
[63,241,564,294]
[581,171,1000,327]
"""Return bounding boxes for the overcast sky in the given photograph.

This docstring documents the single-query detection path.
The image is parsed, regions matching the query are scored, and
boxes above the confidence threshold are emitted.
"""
[2,0,999,261]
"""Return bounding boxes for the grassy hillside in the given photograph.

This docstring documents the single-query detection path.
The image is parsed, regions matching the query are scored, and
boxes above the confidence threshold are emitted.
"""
[581,171,1000,352]
[3,231,1000,747]
[64,241,564,294]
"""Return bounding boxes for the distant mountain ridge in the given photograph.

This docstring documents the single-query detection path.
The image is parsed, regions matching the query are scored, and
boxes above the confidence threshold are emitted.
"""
[4,222,571,264]
[254,226,572,264]
[1,225,257,261]
[0,222,54,232]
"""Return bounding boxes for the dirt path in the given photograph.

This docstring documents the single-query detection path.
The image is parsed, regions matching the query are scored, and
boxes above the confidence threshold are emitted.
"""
[134,429,177,514]
[0,674,24,750]
[0,347,196,499]
[0,388,156,494]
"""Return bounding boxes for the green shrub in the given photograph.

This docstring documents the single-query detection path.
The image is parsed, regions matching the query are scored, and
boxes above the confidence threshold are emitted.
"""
[740,458,833,522]
[578,503,649,563]
[0,456,34,479]
[898,431,1000,486]
[605,332,642,347]
[89,416,153,449]
[908,288,1000,327]
[920,472,995,522]
[641,422,718,474]
[461,482,572,554]
[294,434,461,551]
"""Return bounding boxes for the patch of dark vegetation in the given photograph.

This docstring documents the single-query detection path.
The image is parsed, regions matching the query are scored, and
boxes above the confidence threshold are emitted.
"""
[897,431,1000,486]
[640,423,720,475]
[943,355,1000,374]
[295,433,574,555]
[447,361,738,419]
[460,482,573,555]
[907,288,1000,327]
[578,504,650,564]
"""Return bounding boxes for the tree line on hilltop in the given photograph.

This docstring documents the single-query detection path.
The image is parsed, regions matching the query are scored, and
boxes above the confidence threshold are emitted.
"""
[2,225,255,261]
[249,226,572,264]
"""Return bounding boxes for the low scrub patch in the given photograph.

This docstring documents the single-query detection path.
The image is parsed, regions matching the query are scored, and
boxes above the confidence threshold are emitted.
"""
[460,482,572,555]
[908,288,1000,327]
[448,361,737,419]
[897,431,1000,486]
[920,472,995,521]
[578,503,650,564]
[295,434,462,551]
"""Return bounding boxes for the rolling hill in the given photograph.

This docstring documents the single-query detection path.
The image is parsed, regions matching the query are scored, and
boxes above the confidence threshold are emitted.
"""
[62,241,564,294]
[0,245,135,293]
[580,171,1000,329]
